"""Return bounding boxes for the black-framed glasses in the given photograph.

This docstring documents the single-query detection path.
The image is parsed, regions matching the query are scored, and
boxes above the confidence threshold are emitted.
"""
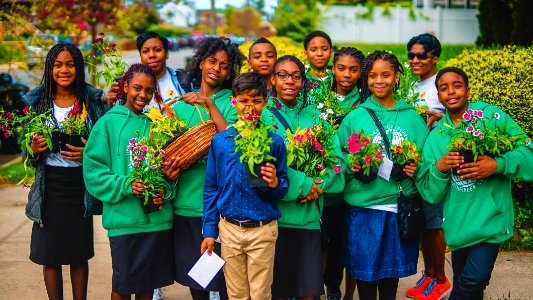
[407,51,436,60]
[275,71,303,82]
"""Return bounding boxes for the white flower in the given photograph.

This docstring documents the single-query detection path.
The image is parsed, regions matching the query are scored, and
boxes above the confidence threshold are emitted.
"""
[319,113,328,120]
[403,62,410,69]
[317,103,324,109]
[327,108,334,115]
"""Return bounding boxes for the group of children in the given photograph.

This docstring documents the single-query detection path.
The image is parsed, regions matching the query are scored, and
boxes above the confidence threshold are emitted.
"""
[22,30,532,300]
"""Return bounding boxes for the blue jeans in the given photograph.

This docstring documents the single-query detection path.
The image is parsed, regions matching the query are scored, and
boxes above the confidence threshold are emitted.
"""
[450,242,500,300]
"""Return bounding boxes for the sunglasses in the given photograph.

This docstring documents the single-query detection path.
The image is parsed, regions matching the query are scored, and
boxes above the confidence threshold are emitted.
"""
[407,51,436,60]
[274,71,303,82]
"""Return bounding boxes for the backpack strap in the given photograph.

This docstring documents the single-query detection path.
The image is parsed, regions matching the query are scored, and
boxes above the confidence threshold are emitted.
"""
[269,107,294,134]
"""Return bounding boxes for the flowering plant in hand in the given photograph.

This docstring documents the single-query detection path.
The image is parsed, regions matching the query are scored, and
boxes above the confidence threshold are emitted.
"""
[144,106,187,150]
[394,63,429,115]
[15,106,58,156]
[310,77,352,126]
[443,109,530,161]
[232,103,276,177]
[61,100,88,135]
[88,32,128,86]
[286,124,341,178]
[0,107,16,138]
[391,139,421,165]
[346,130,384,176]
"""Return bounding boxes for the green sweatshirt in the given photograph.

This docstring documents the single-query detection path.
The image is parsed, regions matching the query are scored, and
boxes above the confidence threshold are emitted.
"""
[337,96,429,207]
[170,89,236,217]
[326,87,361,206]
[262,98,345,229]
[416,101,533,251]
[83,105,174,237]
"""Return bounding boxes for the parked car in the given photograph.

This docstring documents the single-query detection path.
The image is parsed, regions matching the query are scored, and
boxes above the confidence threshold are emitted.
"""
[26,34,60,69]
[165,37,179,51]
[178,34,195,48]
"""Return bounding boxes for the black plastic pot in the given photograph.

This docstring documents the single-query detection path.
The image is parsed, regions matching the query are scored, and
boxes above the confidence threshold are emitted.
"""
[60,133,88,149]
[246,161,269,187]
[353,166,378,184]
[44,131,61,154]
[392,162,408,180]
[137,194,160,214]
[453,149,475,175]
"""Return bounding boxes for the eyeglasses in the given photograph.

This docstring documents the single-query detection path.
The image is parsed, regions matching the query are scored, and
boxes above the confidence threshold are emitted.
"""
[275,71,303,82]
[407,51,436,60]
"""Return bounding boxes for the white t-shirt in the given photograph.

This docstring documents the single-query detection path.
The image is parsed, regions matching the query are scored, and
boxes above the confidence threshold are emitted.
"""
[145,69,180,112]
[46,103,81,167]
[414,74,445,115]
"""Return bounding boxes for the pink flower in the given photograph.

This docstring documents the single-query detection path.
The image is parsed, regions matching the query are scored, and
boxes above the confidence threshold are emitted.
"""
[275,99,281,110]
[376,150,383,160]
[466,125,475,133]
[474,110,483,118]
[313,140,324,151]
[5,112,12,120]
[140,145,148,152]
[479,133,485,140]
[362,138,370,146]
[137,155,145,161]
[348,142,362,154]
[334,164,341,174]
[463,113,471,121]
[294,135,303,141]
[230,99,237,105]
[151,165,157,169]
[129,138,136,144]
[526,139,531,146]
[23,106,30,115]
[246,114,253,120]
[133,162,139,167]
[350,132,360,141]
[273,123,279,130]
[364,155,373,165]
[317,164,325,172]
[473,129,480,137]
[494,112,500,119]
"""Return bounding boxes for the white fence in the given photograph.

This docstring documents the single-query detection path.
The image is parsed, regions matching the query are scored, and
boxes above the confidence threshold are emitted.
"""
[320,5,479,44]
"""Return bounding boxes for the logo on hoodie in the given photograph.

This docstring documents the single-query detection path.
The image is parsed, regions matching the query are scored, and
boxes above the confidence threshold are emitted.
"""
[450,172,482,193]
[371,125,408,159]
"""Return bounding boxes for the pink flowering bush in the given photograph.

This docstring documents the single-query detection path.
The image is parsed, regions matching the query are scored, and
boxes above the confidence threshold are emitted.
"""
[286,125,341,178]
[443,108,530,161]
[346,130,384,176]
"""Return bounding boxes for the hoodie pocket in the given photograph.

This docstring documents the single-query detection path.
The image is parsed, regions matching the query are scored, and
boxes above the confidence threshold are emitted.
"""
[443,194,505,249]
[108,197,148,229]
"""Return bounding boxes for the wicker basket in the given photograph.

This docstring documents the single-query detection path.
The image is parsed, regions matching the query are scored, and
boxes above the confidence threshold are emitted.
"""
[161,104,216,170]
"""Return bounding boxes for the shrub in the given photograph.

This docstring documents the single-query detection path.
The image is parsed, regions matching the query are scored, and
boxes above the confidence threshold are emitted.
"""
[147,24,191,38]
[447,46,533,249]
[238,36,306,74]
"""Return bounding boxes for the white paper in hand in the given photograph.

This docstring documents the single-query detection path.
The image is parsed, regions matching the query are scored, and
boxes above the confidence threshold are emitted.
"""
[188,251,225,289]
[378,157,393,181]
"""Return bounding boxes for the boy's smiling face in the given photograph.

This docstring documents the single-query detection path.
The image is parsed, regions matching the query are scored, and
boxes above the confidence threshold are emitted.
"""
[232,90,267,121]
[437,72,470,114]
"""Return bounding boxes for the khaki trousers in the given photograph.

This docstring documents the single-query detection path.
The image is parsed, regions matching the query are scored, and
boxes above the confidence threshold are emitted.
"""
[218,218,278,300]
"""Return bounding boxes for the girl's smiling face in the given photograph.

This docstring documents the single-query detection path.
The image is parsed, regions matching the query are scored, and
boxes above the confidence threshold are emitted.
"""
[271,60,303,105]
[52,50,76,88]
[437,71,470,114]
[367,59,398,103]
[200,50,230,88]
[305,36,332,71]
[332,55,361,96]
[124,73,156,115]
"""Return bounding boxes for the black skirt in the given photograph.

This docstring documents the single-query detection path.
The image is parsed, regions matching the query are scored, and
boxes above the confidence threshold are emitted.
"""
[173,215,226,291]
[30,166,94,266]
[272,227,324,298]
[109,229,174,294]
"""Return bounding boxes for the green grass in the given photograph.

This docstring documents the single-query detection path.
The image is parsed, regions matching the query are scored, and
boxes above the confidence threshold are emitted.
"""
[0,159,33,185]
[333,43,474,69]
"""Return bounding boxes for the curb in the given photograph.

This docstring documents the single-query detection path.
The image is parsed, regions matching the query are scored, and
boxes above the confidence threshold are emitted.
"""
[0,155,22,169]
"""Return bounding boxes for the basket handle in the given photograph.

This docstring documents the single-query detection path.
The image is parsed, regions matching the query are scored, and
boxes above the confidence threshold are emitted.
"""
[194,104,210,123]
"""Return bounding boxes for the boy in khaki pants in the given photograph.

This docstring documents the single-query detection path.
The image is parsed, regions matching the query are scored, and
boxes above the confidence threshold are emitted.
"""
[201,72,289,300]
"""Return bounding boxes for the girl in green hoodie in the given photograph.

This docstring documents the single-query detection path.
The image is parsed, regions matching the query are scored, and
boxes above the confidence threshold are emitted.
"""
[262,55,344,300]
[416,67,533,300]
[164,37,244,300]
[337,51,429,300]
[83,64,175,300]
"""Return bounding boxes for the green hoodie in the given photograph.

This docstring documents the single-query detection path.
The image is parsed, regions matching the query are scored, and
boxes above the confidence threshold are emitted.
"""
[325,87,361,206]
[416,101,533,251]
[83,105,174,237]
[170,89,236,217]
[337,96,429,207]
[262,97,345,229]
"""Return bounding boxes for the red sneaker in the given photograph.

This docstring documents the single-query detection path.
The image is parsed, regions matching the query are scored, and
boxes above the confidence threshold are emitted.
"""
[415,277,452,300]
[406,272,432,298]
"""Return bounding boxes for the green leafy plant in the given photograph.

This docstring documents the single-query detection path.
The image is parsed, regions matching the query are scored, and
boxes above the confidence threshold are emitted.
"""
[232,104,276,177]
[87,32,128,86]
[286,125,341,178]
[394,62,429,115]
[15,107,58,156]
[60,101,88,135]
[346,130,383,176]
[310,77,354,127]
[128,133,164,205]
[391,139,422,165]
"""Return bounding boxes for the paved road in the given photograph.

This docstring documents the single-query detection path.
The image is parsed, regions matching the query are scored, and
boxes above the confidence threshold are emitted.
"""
[0,184,532,299]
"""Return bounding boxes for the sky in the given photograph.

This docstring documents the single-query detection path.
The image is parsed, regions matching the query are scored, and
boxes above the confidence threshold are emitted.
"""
[195,0,278,13]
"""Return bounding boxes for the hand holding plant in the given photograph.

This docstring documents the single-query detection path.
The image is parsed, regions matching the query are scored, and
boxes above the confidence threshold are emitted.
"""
[61,100,88,135]
[346,130,383,176]
[88,33,128,86]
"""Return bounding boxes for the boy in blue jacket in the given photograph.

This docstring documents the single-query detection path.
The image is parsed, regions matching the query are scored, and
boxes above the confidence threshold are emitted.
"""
[201,72,289,299]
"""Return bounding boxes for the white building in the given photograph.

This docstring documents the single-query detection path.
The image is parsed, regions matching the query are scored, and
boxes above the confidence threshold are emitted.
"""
[158,1,196,28]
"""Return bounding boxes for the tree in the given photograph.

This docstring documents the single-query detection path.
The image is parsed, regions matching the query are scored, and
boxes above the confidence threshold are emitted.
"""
[123,2,159,36]
[272,0,321,42]
[477,0,533,46]
[228,7,262,37]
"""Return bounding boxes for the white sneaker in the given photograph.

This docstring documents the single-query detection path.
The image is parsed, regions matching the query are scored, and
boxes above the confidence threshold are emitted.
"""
[152,288,163,300]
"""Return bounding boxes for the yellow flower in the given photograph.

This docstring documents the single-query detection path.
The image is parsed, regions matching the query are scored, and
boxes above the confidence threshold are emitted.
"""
[144,108,164,123]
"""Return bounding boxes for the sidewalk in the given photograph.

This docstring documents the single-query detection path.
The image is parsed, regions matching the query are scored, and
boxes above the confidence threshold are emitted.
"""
[0,184,532,299]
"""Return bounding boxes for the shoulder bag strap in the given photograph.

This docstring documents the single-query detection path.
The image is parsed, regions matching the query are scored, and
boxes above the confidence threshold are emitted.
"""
[269,107,294,134]
[365,108,392,158]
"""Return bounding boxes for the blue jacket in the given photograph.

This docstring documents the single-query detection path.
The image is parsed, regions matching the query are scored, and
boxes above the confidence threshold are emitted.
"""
[166,67,188,95]
[202,126,289,238]
[22,84,107,224]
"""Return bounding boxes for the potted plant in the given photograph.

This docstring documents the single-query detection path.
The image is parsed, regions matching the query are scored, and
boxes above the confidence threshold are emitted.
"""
[232,104,276,187]
[87,32,128,87]
[394,63,429,116]
[286,124,341,179]
[442,108,529,174]
[390,139,422,180]
[60,100,89,148]
[346,130,384,183]
[310,77,353,127]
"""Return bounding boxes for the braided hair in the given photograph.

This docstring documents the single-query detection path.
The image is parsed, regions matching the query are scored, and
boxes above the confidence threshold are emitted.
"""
[116,63,158,105]
[271,55,310,113]
[332,47,365,93]
[435,67,469,89]
[359,50,404,103]
[36,43,88,115]
[182,37,245,91]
